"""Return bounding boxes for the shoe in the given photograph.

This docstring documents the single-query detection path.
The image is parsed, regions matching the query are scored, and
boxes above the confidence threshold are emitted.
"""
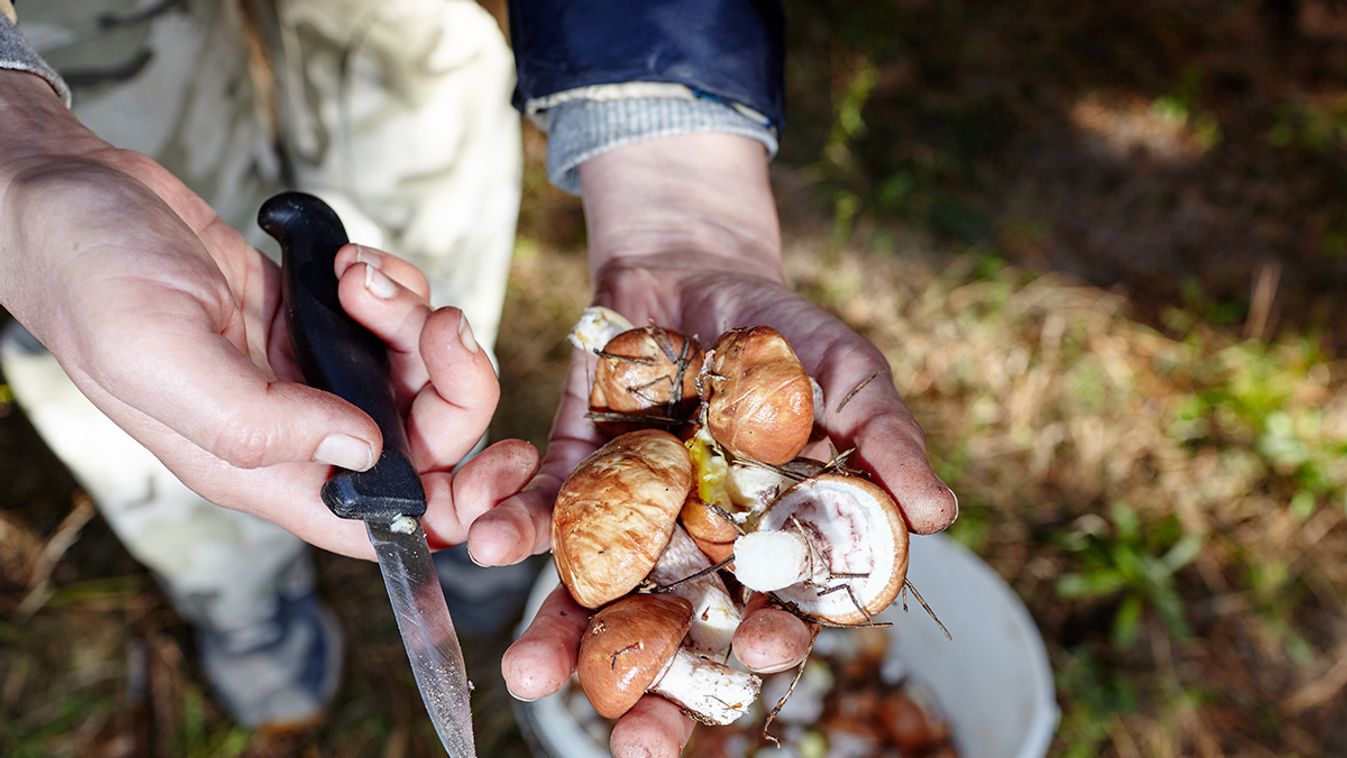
[196,590,344,730]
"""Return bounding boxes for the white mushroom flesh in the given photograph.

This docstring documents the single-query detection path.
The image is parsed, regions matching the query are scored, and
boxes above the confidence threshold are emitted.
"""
[725,462,793,515]
[758,478,899,621]
[567,306,635,353]
[648,527,741,659]
[731,529,826,592]
[650,648,761,726]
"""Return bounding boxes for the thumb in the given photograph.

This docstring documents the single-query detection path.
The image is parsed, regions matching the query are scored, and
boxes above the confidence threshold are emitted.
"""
[86,319,382,471]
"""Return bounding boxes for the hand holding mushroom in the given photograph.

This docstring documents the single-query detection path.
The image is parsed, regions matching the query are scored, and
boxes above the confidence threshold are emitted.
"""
[494,134,956,758]
[506,309,944,753]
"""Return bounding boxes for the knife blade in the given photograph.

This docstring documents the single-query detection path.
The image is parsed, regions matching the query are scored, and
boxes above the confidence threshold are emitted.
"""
[259,191,477,756]
[368,519,475,757]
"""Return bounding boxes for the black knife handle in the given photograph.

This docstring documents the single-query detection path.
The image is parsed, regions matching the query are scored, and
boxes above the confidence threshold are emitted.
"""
[260,191,426,521]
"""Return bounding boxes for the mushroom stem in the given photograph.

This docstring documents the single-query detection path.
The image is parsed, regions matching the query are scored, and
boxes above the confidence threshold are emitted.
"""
[648,527,741,659]
[649,648,761,726]
[732,529,824,592]
[567,306,635,352]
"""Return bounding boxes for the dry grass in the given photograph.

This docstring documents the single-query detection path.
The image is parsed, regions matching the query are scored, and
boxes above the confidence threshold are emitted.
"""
[785,238,1347,754]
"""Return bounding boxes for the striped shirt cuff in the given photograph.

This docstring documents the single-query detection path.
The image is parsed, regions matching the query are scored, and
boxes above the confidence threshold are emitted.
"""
[541,95,778,196]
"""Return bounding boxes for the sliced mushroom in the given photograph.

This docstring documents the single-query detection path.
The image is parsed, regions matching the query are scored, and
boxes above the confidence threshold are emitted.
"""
[646,525,740,659]
[701,326,814,465]
[731,474,909,625]
[552,430,692,608]
[589,326,704,435]
[577,594,761,725]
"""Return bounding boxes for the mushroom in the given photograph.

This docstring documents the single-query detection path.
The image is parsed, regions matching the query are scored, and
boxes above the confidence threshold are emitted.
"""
[577,594,761,725]
[878,689,953,752]
[730,474,909,625]
[679,494,739,564]
[567,305,635,353]
[552,430,692,608]
[646,525,741,659]
[686,426,825,520]
[725,457,826,515]
[589,325,704,435]
[701,326,814,465]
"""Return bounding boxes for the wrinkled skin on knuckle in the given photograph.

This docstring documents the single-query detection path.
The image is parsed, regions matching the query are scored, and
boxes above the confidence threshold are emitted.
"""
[209,404,281,468]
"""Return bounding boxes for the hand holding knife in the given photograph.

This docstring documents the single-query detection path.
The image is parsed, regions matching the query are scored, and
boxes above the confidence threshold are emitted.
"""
[260,191,477,757]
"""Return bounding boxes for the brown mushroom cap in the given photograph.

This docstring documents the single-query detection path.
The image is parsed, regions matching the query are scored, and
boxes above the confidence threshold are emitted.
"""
[590,326,704,435]
[552,430,693,608]
[679,494,739,564]
[577,594,693,719]
[759,473,909,624]
[703,326,814,465]
[879,691,952,751]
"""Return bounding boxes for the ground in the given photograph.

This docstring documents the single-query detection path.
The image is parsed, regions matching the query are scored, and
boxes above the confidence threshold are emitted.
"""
[3,1,1347,755]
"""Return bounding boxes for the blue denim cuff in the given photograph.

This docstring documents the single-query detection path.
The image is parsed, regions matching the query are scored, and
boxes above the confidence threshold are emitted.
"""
[543,96,779,196]
[0,15,71,106]
[508,0,785,130]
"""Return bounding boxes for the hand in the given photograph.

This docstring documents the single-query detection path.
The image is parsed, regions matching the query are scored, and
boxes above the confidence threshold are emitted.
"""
[0,71,538,559]
[489,134,956,756]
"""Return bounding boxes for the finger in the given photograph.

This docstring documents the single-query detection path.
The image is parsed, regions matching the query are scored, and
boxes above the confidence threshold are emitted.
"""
[420,439,540,548]
[337,261,433,400]
[406,308,501,471]
[465,478,558,567]
[466,350,606,565]
[334,243,431,301]
[502,584,588,701]
[93,311,381,472]
[66,380,384,561]
[732,599,815,674]
[609,696,695,758]
[807,343,957,534]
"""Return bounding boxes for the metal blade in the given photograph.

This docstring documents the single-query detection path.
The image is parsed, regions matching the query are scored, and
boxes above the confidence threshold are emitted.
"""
[368,519,476,757]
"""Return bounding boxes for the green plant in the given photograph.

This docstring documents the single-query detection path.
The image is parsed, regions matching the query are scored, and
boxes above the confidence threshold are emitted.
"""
[1151,67,1223,151]
[1055,504,1203,649]
[822,59,877,248]
[1172,338,1347,519]
[1055,651,1137,757]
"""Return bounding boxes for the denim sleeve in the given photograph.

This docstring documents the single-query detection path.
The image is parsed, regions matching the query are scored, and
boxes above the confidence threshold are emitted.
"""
[508,1,785,194]
[508,0,785,127]
[0,13,72,105]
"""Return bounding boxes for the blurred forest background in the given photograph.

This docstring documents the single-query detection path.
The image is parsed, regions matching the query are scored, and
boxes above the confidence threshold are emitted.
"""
[3,0,1347,755]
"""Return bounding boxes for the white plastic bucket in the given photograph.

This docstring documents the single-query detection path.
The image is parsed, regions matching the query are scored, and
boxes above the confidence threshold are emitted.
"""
[515,534,1059,757]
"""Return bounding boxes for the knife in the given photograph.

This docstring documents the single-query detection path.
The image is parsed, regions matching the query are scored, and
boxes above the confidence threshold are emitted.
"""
[259,191,477,757]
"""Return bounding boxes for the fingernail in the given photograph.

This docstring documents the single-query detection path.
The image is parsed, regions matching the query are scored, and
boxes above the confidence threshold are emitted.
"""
[364,264,397,299]
[314,433,374,471]
[458,315,479,354]
[354,244,382,269]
